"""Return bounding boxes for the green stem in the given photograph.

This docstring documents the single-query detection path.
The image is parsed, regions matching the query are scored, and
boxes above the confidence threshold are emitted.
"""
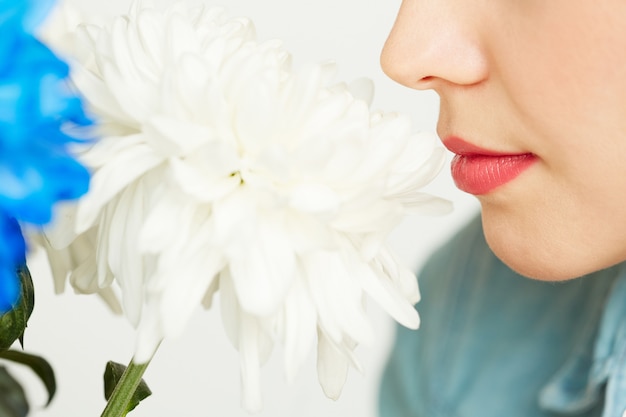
[100,357,152,417]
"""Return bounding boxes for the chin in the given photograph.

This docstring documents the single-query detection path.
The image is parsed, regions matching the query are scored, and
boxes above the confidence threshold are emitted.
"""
[479,213,604,282]
[486,241,582,281]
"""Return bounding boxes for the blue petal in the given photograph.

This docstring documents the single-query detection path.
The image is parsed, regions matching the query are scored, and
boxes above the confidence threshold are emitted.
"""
[0,265,20,313]
[0,0,57,33]
[0,214,24,313]
[0,152,91,224]
[21,0,57,32]
[0,214,26,264]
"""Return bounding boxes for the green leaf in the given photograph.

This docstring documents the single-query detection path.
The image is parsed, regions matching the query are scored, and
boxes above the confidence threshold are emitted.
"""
[0,265,35,351]
[104,361,152,415]
[0,350,56,406]
[0,366,29,417]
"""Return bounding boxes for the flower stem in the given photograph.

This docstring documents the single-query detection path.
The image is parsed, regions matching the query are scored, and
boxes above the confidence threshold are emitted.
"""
[100,357,152,417]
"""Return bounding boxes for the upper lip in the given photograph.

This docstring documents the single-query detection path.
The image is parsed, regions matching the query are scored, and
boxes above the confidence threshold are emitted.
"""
[442,136,528,157]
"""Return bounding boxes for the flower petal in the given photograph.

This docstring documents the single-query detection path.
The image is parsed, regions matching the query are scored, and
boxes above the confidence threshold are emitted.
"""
[316,329,349,400]
[281,276,317,383]
[76,136,162,232]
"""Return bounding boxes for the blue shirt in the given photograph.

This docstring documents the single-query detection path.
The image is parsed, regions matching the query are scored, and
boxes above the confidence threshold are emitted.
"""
[379,215,626,417]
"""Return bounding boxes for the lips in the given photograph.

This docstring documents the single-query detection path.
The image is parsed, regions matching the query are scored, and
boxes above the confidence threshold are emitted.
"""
[443,137,537,195]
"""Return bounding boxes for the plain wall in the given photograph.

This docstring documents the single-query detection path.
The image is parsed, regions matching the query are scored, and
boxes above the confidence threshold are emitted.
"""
[18,0,479,416]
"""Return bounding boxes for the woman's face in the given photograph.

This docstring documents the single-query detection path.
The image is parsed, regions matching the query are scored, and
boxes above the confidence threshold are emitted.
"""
[381,0,626,280]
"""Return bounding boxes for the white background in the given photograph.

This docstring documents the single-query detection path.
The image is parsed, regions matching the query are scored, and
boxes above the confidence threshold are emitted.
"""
[17,0,479,416]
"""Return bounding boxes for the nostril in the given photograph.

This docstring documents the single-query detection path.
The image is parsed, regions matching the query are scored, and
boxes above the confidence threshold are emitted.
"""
[415,75,441,90]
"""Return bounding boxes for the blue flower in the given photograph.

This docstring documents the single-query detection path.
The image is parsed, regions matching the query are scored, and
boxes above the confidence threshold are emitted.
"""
[0,35,91,224]
[0,0,92,313]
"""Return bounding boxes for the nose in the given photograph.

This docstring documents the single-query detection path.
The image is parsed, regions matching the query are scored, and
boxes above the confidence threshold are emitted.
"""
[381,0,489,90]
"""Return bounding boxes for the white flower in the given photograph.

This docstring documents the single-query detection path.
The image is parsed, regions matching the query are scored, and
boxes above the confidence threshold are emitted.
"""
[42,0,451,411]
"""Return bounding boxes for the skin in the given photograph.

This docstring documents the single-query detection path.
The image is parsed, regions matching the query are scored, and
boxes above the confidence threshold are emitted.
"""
[381,0,626,280]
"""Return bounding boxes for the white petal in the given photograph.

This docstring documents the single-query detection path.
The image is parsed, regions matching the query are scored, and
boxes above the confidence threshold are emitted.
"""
[107,183,147,327]
[168,156,241,202]
[399,194,454,216]
[284,210,336,252]
[347,77,374,107]
[316,329,349,400]
[71,64,137,126]
[76,138,163,232]
[101,62,153,125]
[376,246,421,304]
[164,11,202,63]
[135,10,165,71]
[219,269,242,349]
[228,217,297,316]
[142,116,212,156]
[303,251,373,344]
[220,271,273,412]
[201,276,220,309]
[239,314,263,413]
[96,199,116,288]
[68,251,97,293]
[386,146,447,195]
[134,304,163,364]
[282,276,317,383]
[159,227,224,337]
[360,260,420,330]
[96,287,123,315]
[332,197,401,234]
[38,238,69,293]
[210,188,256,246]
[288,183,339,215]
[43,202,79,249]
[138,188,187,254]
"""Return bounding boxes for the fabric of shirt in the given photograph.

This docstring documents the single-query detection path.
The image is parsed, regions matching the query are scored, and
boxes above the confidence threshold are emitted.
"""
[379,215,626,417]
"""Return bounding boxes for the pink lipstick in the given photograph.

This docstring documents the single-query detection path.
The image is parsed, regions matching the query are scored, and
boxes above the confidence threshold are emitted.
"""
[444,137,537,195]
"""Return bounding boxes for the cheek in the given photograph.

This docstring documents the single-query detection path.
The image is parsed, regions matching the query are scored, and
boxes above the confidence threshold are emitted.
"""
[491,4,626,153]
[474,3,626,279]
[478,161,626,281]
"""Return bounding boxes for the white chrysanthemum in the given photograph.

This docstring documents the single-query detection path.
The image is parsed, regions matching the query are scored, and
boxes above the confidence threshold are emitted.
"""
[42,1,451,411]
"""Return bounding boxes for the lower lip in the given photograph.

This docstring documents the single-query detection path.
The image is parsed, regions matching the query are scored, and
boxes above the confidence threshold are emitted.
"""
[450,153,537,195]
